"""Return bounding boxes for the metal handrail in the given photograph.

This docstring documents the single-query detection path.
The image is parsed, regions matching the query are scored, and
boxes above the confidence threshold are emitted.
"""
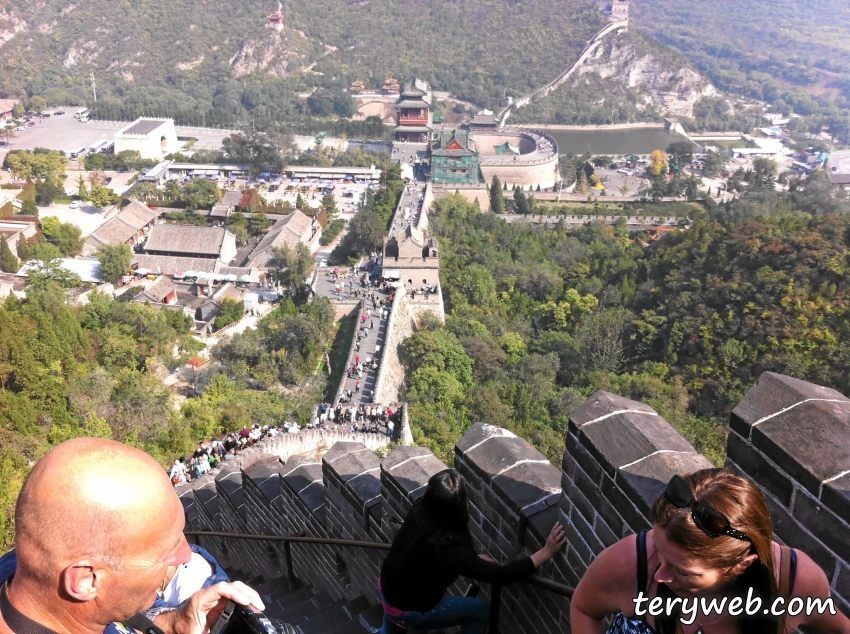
[184,530,392,550]
[185,530,573,594]
[186,529,575,634]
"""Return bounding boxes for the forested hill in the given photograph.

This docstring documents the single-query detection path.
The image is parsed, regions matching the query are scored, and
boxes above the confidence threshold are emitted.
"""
[405,173,850,470]
[0,0,604,117]
[631,0,850,116]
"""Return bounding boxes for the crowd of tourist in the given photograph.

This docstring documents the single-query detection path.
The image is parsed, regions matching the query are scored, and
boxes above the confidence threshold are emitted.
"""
[314,402,401,438]
[168,424,287,484]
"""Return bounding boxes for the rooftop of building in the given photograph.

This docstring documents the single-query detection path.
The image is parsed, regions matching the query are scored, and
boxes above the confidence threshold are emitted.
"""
[144,225,231,257]
[430,129,477,157]
[117,118,173,137]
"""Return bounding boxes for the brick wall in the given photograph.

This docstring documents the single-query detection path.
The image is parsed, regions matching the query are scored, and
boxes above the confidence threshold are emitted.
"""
[372,291,413,404]
[728,372,850,614]
[560,390,713,584]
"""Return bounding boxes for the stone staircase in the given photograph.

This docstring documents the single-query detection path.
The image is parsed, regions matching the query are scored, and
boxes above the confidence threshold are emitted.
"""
[225,567,385,634]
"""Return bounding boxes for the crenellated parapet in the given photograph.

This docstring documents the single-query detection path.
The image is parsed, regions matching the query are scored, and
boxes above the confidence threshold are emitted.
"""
[728,372,850,614]
[178,372,850,628]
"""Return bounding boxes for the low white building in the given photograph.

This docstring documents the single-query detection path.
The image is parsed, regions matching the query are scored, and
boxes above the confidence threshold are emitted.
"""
[114,118,180,160]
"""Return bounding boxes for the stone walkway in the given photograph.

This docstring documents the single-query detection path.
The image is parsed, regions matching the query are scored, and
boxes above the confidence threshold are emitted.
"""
[337,300,390,406]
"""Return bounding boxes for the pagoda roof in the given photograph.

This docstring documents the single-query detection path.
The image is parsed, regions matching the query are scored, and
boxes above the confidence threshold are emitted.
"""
[401,78,431,98]
[430,130,477,157]
[394,124,433,133]
[396,99,431,109]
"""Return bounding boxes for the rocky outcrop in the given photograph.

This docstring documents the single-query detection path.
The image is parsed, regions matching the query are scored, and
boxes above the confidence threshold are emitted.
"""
[0,9,27,50]
[578,33,718,119]
[230,30,303,78]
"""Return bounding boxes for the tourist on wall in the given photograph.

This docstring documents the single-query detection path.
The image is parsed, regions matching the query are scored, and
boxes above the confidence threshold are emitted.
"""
[570,468,850,634]
[378,470,565,634]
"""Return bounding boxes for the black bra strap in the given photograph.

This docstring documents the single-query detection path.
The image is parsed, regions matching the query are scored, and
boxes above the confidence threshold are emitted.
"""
[636,529,648,596]
[789,549,797,596]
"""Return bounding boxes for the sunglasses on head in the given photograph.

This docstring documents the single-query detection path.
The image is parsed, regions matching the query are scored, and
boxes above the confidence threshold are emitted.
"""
[665,475,751,542]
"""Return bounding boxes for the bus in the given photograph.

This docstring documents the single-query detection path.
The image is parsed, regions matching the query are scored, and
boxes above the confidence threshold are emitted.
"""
[74,108,90,122]
[100,142,114,154]
[69,147,87,161]
[90,138,109,153]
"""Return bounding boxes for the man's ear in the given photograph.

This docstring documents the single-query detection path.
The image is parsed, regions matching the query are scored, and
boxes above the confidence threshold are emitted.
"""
[61,562,103,602]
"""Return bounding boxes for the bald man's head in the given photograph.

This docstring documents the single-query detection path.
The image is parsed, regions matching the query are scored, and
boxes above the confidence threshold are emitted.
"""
[15,437,180,581]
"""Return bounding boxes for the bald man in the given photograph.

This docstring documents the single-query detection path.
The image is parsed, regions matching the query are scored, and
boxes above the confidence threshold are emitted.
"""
[0,438,263,634]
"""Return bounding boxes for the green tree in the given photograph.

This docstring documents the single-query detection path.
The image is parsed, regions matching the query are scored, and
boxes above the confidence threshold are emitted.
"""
[295,193,305,211]
[267,243,315,298]
[703,151,728,177]
[489,175,505,213]
[28,96,47,115]
[321,191,338,221]
[513,188,529,214]
[40,217,82,256]
[214,297,245,330]
[181,179,221,211]
[24,259,81,290]
[752,158,778,188]
[4,149,67,183]
[666,141,694,166]
[76,175,88,201]
[248,212,272,236]
[95,243,133,284]
[0,236,19,273]
[88,184,118,208]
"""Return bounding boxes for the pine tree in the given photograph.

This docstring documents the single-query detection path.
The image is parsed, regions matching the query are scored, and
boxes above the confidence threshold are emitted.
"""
[0,236,19,272]
[489,175,505,213]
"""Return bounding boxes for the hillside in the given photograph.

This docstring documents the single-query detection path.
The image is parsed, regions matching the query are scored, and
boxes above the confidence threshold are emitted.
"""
[0,0,607,121]
[631,0,850,127]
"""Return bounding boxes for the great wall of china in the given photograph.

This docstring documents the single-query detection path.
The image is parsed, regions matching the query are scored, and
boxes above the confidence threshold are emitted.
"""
[177,372,850,631]
[173,178,850,630]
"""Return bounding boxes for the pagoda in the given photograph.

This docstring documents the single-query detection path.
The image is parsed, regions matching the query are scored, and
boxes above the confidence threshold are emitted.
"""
[394,78,433,143]
[266,12,284,31]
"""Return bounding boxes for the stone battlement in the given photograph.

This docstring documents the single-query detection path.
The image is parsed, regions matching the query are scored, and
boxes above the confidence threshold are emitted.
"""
[178,372,850,631]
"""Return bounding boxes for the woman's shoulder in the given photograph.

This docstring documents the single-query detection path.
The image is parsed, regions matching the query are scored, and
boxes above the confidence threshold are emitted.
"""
[571,533,643,620]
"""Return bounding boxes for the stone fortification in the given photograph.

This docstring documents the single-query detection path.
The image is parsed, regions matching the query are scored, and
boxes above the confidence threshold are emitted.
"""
[371,290,413,406]
[178,372,850,632]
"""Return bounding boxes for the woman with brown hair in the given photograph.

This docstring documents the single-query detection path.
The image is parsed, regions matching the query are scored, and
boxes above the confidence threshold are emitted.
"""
[571,468,850,634]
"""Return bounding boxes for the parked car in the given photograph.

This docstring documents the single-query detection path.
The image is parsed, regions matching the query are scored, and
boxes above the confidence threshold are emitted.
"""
[105,176,112,184]
[27,121,35,127]
[41,113,50,117]
[54,111,65,115]
[70,200,81,209]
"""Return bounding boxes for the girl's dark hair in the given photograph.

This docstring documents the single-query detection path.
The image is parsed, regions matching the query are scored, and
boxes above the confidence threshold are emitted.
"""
[411,469,471,540]
[652,468,778,634]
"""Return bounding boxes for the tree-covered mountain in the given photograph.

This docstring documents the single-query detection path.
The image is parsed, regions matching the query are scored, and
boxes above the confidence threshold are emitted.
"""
[631,0,850,133]
[0,0,606,122]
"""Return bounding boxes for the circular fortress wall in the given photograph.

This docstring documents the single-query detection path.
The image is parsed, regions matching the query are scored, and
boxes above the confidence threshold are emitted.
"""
[476,128,559,190]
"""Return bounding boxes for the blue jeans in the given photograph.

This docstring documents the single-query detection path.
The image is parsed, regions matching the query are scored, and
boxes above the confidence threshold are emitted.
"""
[380,596,488,634]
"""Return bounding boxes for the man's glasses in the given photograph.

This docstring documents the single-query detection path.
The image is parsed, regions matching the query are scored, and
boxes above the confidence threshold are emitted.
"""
[665,475,751,542]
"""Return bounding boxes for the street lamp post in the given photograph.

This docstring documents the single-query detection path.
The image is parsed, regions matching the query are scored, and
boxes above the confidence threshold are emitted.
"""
[718,180,728,203]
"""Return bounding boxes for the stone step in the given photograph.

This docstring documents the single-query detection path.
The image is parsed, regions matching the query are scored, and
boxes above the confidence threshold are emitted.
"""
[296,605,352,634]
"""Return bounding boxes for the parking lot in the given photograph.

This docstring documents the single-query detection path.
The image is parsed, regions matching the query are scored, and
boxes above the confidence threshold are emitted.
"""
[0,114,238,164]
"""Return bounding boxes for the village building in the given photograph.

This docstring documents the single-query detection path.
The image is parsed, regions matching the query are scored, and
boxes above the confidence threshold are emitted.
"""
[0,219,38,256]
[210,190,243,220]
[469,111,499,130]
[382,77,401,95]
[17,258,102,284]
[0,99,19,122]
[429,129,480,185]
[383,226,440,289]
[394,78,433,143]
[82,201,161,257]
[137,160,174,187]
[143,225,238,262]
[113,118,180,160]
[133,275,178,306]
[246,210,318,268]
